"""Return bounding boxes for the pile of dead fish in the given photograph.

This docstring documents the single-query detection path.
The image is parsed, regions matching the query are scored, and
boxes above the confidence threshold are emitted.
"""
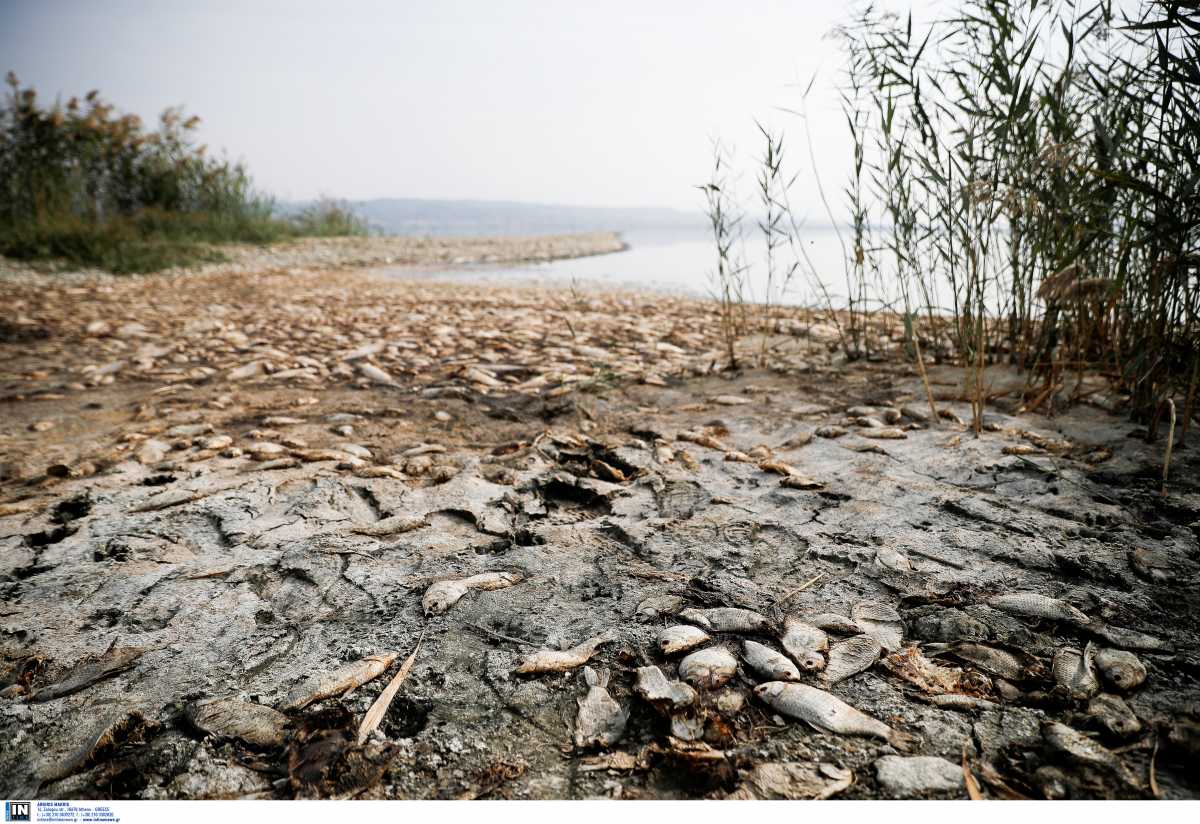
[504,589,1173,799]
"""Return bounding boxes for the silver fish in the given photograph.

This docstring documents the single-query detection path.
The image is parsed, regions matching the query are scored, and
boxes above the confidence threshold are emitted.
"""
[421,580,469,615]
[987,592,1090,626]
[1087,694,1142,741]
[514,630,616,675]
[742,640,802,682]
[678,607,769,633]
[575,667,628,749]
[820,634,882,685]
[634,665,697,710]
[1042,721,1139,788]
[1092,647,1147,692]
[186,697,289,748]
[1089,623,1171,652]
[462,571,522,590]
[283,651,399,710]
[657,625,711,656]
[807,613,862,635]
[928,642,1024,681]
[1052,645,1101,700]
[678,646,738,689]
[852,601,902,623]
[422,571,521,615]
[755,681,915,749]
[928,694,1000,712]
[781,619,828,673]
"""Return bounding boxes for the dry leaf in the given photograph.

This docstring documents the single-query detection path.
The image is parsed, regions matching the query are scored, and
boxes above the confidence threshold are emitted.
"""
[357,634,422,745]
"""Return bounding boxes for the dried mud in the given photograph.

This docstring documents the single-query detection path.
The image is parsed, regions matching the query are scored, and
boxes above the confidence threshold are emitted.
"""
[1,264,1198,801]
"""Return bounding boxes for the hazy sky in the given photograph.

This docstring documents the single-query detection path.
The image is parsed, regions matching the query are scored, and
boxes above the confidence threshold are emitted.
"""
[1,0,936,212]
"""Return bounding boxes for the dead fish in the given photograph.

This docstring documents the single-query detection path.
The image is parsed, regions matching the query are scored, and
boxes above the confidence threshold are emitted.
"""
[1052,645,1101,700]
[852,601,904,652]
[677,429,725,450]
[1041,721,1140,789]
[861,428,907,440]
[1092,647,1147,692]
[670,713,707,742]
[808,613,862,635]
[846,406,879,417]
[1086,694,1142,741]
[926,642,1025,681]
[30,647,145,703]
[755,682,915,749]
[421,580,470,615]
[461,571,522,591]
[422,571,521,615]
[780,474,825,490]
[899,405,930,422]
[39,709,155,785]
[575,667,628,749]
[634,665,698,710]
[820,634,882,685]
[1128,547,1172,584]
[780,618,828,673]
[987,592,1090,626]
[759,459,802,477]
[351,514,427,536]
[678,607,768,633]
[282,651,399,711]
[514,630,616,675]
[358,362,397,386]
[727,761,854,801]
[852,601,902,623]
[186,697,290,748]
[1088,623,1171,652]
[928,694,1000,712]
[657,625,711,656]
[742,640,802,682]
[882,646,985,695]
[678,647,738,689]
[815,425,848,439]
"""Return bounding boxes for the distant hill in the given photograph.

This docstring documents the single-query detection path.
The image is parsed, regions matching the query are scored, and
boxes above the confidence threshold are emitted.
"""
[285,198,707,237]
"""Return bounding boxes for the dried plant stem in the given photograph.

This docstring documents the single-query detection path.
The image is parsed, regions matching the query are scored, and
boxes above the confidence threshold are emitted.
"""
[911,326,939,425]
[1161,399,1176,497]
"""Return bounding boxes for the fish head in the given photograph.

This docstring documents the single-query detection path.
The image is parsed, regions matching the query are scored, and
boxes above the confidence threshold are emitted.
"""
[799,651,825,673]
[1109,667,1137,691]
[753,681,784,700]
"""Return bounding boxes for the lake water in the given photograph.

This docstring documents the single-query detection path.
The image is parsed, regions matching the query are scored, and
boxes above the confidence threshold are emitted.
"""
[377,225,887,308]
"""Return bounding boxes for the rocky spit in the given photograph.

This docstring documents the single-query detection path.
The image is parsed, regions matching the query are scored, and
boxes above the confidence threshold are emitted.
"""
[0,231,627,286]
[0,238,1197,800]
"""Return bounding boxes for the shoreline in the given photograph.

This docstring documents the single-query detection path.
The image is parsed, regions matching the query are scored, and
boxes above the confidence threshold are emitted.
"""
[0,231,628,286]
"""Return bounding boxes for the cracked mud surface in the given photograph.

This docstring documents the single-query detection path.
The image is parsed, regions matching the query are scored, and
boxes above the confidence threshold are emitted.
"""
[2,273,1199,800]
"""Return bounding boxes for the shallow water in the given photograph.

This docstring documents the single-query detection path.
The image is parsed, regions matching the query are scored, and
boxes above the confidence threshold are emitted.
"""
[376,227,862,307]
[375,225,1015,314]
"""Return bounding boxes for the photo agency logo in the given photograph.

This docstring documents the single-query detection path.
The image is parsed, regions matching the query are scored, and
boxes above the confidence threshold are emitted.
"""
[4,801,31,822]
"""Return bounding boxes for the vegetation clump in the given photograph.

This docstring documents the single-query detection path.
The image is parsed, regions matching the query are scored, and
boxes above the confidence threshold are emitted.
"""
[0,73,365,273]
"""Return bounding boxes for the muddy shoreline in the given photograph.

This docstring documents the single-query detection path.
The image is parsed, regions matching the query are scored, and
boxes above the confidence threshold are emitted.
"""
[1,249,1197,800]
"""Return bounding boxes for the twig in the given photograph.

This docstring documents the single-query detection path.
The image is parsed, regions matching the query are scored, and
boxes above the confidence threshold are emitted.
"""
[1149,734,1161,799]
[771,572,825,606]
[464,622,538,648]
[1162,398,1176,497]
[357,631,423,745]
[911,325,940,426]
